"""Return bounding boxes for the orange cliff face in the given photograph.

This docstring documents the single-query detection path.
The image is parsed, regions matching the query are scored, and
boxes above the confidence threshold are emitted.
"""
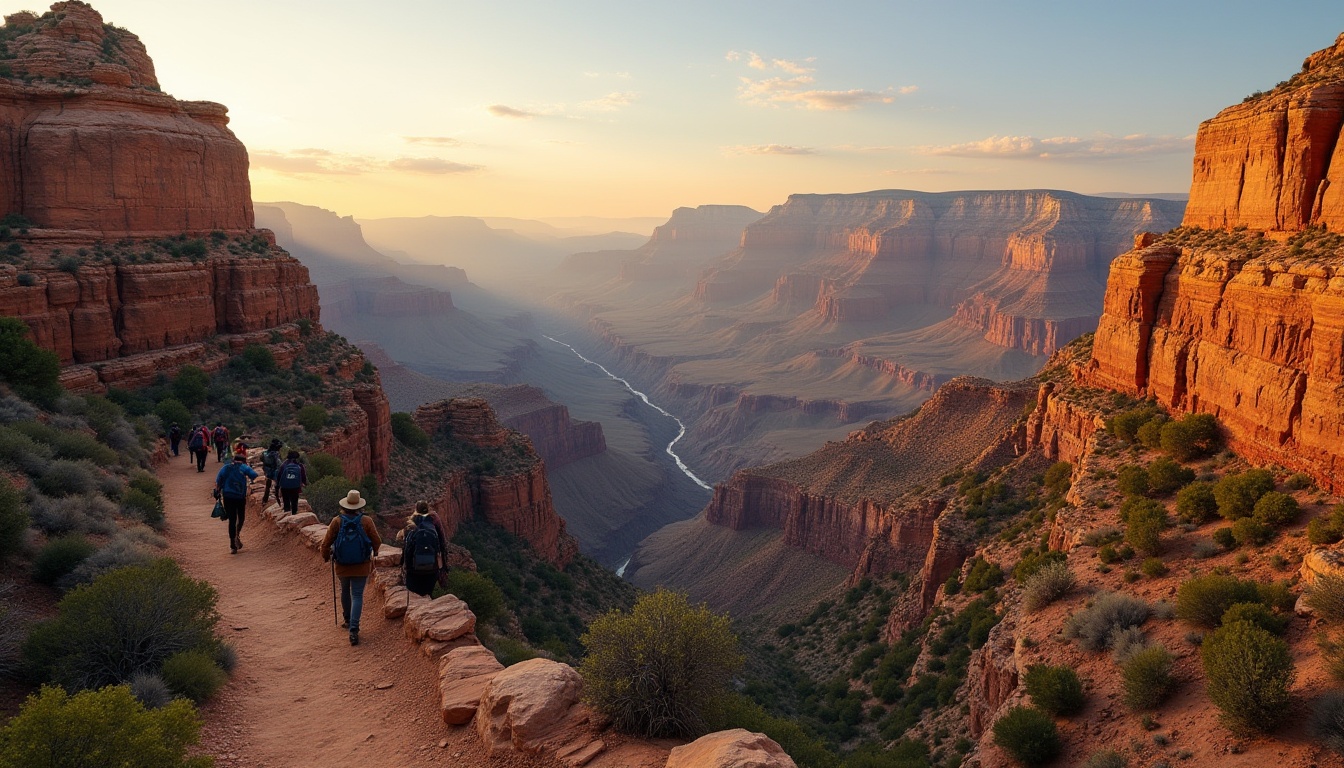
[0,3,253,237]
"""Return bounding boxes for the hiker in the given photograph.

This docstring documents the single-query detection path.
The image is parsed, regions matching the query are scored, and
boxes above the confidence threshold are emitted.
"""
[276,450,307,515]
[215,452,258,554]
[398,500,449,597]
[187,424,209,472]
[212,422,230,463]
[168,422,182,457]
[232,435,250,458]
[320,490,382,646]
[261,439,283,505]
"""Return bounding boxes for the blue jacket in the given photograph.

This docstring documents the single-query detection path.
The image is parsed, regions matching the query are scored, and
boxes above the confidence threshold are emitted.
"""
[216,462,258,500]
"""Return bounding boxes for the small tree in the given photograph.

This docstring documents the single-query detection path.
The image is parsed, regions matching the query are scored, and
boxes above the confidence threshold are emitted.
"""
[1123,498,1167,555]
[1215,469,1276,520]
[1252,491,1299,527]
[1175,481,1218,524]
[992,706,1060,766]
[1147,456,1195,496]
[391,412,430,449]
[0,685,210,768]
[1159,413,1221,460]
[1202,620,1295,732]
[0,317,60,404]
[580,589,742,738]
[1115,465,1150,497]
[170,366,209,409]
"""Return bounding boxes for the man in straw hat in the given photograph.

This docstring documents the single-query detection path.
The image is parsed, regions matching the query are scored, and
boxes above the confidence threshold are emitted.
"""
[320,490,382,646]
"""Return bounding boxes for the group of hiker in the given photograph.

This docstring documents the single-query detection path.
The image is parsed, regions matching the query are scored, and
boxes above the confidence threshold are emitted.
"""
[189,427,450,648]
[170,421,239,472]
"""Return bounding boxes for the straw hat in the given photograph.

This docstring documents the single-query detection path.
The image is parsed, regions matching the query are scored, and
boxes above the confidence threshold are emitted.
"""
[338,490,367,510]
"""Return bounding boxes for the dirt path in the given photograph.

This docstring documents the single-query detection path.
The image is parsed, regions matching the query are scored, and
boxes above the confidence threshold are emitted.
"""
[158,455,551,768]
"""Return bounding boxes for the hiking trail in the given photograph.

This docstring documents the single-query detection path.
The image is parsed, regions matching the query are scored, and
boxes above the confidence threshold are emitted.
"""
[159,454,558,767]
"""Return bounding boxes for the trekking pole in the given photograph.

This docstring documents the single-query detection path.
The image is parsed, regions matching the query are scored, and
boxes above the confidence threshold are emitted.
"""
[331,558,338,627]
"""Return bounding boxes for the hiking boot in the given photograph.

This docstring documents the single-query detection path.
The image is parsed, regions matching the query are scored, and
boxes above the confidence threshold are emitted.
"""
[349,630,359,646]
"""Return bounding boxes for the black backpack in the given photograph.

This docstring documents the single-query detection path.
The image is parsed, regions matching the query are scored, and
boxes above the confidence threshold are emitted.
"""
[404,517,440,576]
[278,461,303,489]
[262,449,280,472]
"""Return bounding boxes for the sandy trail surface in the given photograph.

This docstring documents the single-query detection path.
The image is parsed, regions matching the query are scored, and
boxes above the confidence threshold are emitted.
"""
[159,455,555,768]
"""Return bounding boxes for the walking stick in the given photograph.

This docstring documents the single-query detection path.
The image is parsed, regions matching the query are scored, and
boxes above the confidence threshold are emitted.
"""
[331,558,339,627]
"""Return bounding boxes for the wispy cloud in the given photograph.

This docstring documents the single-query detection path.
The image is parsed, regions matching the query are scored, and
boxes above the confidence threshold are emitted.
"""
[403,136,462,146]
[920,133,1195,161]
[387,157,481,174]
[579,91,638,111]
[488,104,541,119]
[723,144,817,156]
[880,167,961,176]
[252,148,482,177]
[730,50,912,111]
[583,71,632,79]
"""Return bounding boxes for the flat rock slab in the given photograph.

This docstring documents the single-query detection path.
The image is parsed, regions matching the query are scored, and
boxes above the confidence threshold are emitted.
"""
[373,544,402,568]
[438,645,504,725]
[383,586,429,619]
[278,511,318,531]
[405,594,475,643]
[666,729,797,768]
[299,523,328,550]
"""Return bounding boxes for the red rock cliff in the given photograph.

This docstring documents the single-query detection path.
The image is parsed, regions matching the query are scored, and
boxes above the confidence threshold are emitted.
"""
[0,3,254,236]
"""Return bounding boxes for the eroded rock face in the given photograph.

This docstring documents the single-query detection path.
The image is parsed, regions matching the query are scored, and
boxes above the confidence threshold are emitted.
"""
[0,3,253,236]
[665,729,798,768]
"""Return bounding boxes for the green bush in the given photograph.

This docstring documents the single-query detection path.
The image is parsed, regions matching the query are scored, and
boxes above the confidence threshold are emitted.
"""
[1082,750,1127,768]
[1013,548,1065,583]
[1021,561,1074,612]
[1215,469,1276,520]
[1123,498,1167,555]
[1285,472,1315,491]
[0,317,60,403]
[1202,620,1294,732]
[153,398,192,433]
[129,472,164,504]
[390,412,430,449]
[36,459,99,497]
[1159,413,1222,460]
[1120,644,1175,710]
[238,344,276,373]
[442,570,504,624]
[963,556,1003,593]
[1252,491,1299,527]
[706,691,838,768]
[1308,505,1344,545]
[1175,481,1218,524]
[306,452,344,482]
[0,685,210,768]
[1175,574,1263,627]
[129,672,173,709]
[170,366,209,408]
[1115,464,1150,496]
[160,650,226,703]
[121,488,164,529]
[1043,461,1072,496]
[1139,558,1167,578]
[11,421,117,464]
[1306,574,1344,623]
[580,589,742,738]
[22,559,219,690]
[1023,664,1084,716]
[1136,416,1167,450]
[1311,690,1344,756]
[1065,592,1150,651]
[304,476,351,523]
[32,535,96,585]
[1107,406,1159,443]
[296,404,328,433]
[1221,602,1287,635]
[1147,456,1195,496]
[1212,526,1236,549]
[0,477,26,563]
[991,706,1060,766]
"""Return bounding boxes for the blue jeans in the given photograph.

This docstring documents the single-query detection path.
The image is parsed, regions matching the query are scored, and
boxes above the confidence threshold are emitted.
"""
[339,576,368,631]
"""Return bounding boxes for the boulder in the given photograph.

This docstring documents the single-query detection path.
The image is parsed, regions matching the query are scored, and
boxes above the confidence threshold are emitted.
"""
[373,544,402,568]
[665,730,798,768]
[1302,548,1344,587]
[383,586,428,619]
[404,594,475,643]
[438,645,504,725]
[475,658,586,755]
[299,523,328,550]
[278,511,318,531]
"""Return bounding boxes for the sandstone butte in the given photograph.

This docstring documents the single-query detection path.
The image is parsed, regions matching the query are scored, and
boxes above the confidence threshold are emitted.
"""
[1083,31,1344,493]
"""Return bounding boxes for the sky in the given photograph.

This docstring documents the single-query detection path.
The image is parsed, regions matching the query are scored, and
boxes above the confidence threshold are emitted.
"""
[63,0,1344,219]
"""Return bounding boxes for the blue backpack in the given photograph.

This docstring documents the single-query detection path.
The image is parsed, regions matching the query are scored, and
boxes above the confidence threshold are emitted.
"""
[278,461,303,489]
[332,513,372,565]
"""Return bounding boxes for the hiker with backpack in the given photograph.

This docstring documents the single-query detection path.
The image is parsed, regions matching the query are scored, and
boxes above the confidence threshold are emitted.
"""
[261,439,284,506]
[399,500,449,597]
[188,425,209,472]
[212,423,230,463]
[215,452,258,554]
[168,423,182,457]
[320,490,382,646]
[276,451,307,515]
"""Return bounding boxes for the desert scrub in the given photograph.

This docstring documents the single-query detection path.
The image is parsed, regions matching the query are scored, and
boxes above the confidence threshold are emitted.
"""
[1115,464,1150,496]
[1215,469,1276,520]
[390,412,430,449]
[1158,413,1222,460]
[1174,574,1264,628]
[31,534,95,585]
[991,706,1060,766]
[1021,561,1075,612]
[1175,481,1218,524]
[1201,620,1295,732]
[1147,456,1195,496]
[1122,497,1168,555]
[1023,664,1084,716]
[1251,491,1299,527]
[1065,592,1150,651]
[1312,690,1344,756]
[160,650,226,703]
[1221,602,1288,635]
[1082,750,1127,768]
[1306,574,1344,623]
[1120,644,1176,710]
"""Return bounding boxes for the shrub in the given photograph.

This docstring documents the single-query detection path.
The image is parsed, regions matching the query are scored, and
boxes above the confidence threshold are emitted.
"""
[1285,472,1315,491]
[963,556,1003,593]
[1065,592,1150,651]
[1309,507,1344,545]
[1306,574,1344,623]
[991,706,1060,766]
[0,685,210,768]
[154,398,192,434]
[1021,561,1075,612]
[306,452,345,482]
[36,459,99,497]
[212,641,238,674]
[0,395,37,425]
[170,366,209,408]
[1175,574,1263,628]
[1159,413,1222,460]
[129,672,174,709]
[122,487,164,529]
[238,344,276,373]
[22,559,218,690]
[1201,620,1294,732]
[129,472,164,504]
[1123,498,1167,555]
[304,476,351,523]
[1136,416,1167,450]
[160,650,226,703]
[1175,481,1218,524]
[1231,516,1272,546]
[1312,689,1344,756]
[1147,456,1195,496]
[28,493,118,536]
[1221,602,1287,635]
[1252,491,1299,527]
[1121,644,1175,710]
[1082,751,1127,768]
[1013,548,1065,583]
[1192,539,1220,559]
[1043,461,1072,496]
[390,412,430,449]
[1215,469,1276,520]
[1115,464,1150,496]
[441,570,504,624]
[1139,558,1168,578]
[580,589,742,738]
[296,404,328,433]
[0,477,26,563]
[0,317,60,403]
[1108,406,1158,443]
[1212,526,1237,549]
[60,532,159,589]
[32,534,96,585]
[12,421,118,464]
[1023,664,1085,716]
[1082,527,1122,547]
